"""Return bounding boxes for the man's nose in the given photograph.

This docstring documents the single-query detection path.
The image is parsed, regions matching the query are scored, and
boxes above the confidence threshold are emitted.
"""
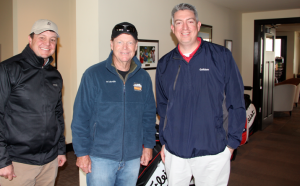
[183,22,188,29]
[44,39,50,46]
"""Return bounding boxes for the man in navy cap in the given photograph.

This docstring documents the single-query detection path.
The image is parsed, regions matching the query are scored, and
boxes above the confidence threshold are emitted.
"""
[71,22,156,186]
[0,19,66,186]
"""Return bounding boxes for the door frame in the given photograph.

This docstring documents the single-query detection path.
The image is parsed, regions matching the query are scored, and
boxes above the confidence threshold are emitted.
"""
[253,17,300,131]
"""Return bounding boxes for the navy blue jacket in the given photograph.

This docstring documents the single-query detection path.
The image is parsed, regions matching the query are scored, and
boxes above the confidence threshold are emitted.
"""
[71,51,156,161]
[156,38,246,158]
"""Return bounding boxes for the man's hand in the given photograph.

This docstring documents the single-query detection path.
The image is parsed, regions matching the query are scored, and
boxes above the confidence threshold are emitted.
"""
[140,148,153,166]
[0,164,16,181]
[161,145,165,163]
[58,155,67,167]
[76,155,92,174]
[228,147,234,155]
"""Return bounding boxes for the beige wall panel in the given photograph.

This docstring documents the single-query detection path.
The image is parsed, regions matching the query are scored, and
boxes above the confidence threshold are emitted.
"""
[14,0,76,144]
[0,0,13,61]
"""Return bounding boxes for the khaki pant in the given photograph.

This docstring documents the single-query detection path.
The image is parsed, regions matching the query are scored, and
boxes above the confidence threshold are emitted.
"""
[0,157,58,186]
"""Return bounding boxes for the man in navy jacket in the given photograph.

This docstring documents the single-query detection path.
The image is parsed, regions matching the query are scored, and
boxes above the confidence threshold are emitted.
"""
[71,22,156,186]
[156,3,246,186]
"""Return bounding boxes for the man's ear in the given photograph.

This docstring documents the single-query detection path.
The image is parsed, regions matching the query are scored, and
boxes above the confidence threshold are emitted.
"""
[135,41,138,51]
[197,21,201,32]
[171,24,175,34]
[28,35,32,46]
[110,40,113,51]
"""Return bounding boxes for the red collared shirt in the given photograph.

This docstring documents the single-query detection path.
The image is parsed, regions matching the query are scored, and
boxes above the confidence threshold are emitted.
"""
[178,37,201,63]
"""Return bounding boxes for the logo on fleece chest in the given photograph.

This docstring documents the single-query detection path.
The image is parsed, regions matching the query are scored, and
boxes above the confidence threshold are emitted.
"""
[133,83,142,91]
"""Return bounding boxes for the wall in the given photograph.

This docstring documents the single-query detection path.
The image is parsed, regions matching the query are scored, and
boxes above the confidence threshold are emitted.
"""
[0,0,13,61]
[76,0,242,185]
[277,31,295,79]
[241,9,300,94]
[12,0,77,144]
[295,32,300,75]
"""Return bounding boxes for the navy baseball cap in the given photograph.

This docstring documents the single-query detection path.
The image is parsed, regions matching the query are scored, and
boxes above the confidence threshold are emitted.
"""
[111,22,138,40]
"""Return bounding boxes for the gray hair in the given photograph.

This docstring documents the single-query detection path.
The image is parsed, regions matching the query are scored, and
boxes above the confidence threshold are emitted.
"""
[171,3,199,25]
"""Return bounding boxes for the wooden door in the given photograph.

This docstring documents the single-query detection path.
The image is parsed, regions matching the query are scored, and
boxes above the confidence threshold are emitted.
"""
[261,26,276,130]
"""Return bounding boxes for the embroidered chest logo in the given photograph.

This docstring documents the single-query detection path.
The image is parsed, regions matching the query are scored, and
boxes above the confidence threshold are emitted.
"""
[106,80,116,83]
[53,84,58,86]
[199,68,209,71]
[133,83,142,91]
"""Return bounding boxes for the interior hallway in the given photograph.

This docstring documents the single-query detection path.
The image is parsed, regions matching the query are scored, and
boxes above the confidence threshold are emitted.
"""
[55,104,300,186]
[229,106,300,185]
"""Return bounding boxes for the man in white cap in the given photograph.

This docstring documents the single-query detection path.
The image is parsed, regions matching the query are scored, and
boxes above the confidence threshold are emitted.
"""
[0,19,66,186]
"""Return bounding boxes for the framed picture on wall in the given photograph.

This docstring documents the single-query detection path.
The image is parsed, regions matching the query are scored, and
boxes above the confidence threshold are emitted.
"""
[224,40,233,52]
[198,24,212,42]
[136,39,159,69]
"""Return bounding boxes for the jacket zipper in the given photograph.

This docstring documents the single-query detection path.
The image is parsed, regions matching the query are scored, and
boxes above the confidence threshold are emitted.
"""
[39,67,46,164]
[173,65,181,90]
[122,83,126,161]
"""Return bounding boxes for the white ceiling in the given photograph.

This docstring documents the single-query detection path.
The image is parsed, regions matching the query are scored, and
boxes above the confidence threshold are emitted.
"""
[207,0,300,13]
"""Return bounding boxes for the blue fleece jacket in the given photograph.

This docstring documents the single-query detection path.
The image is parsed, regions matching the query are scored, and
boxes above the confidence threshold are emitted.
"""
[71,51,156,161]
[156,38,246,158]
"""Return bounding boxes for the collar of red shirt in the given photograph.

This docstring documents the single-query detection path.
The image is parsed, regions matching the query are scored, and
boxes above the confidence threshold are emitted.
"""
[178,37,201,63]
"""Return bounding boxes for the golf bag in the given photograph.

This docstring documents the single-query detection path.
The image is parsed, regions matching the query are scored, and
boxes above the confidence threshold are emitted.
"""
[241,94,257,145]
[136,125,194,186]
[232,94,256,161]
[136,125,166,186]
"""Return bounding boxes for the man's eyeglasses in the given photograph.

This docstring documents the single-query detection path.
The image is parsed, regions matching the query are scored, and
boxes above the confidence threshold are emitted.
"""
[113,25,136,33]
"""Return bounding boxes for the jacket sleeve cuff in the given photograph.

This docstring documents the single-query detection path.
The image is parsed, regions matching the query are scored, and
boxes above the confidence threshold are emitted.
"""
[144,144,155,149]
[58,142,66,155]
[227,138,240,150]
[159,136,166,146]
[143,136,156,149]
[227,145,235,150]
[0,160,12,169]
[74,152,89,158]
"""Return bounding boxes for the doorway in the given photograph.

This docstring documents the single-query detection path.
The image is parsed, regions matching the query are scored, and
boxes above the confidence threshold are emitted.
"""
[253,17,300,132]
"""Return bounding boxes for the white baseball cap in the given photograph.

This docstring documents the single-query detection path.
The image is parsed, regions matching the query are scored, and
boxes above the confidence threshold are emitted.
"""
[30,19,59,37]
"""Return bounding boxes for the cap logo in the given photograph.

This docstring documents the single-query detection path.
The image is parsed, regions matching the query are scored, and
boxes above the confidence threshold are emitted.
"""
[47,22,51,25]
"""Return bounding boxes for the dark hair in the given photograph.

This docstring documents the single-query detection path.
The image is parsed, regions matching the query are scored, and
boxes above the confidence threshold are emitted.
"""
[171,3,199,25]
[29,32,35,39]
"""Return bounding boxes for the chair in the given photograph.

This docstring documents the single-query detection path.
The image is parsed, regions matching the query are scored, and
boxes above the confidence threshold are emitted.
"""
[275,78,300,107]
[273,84,296,116]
